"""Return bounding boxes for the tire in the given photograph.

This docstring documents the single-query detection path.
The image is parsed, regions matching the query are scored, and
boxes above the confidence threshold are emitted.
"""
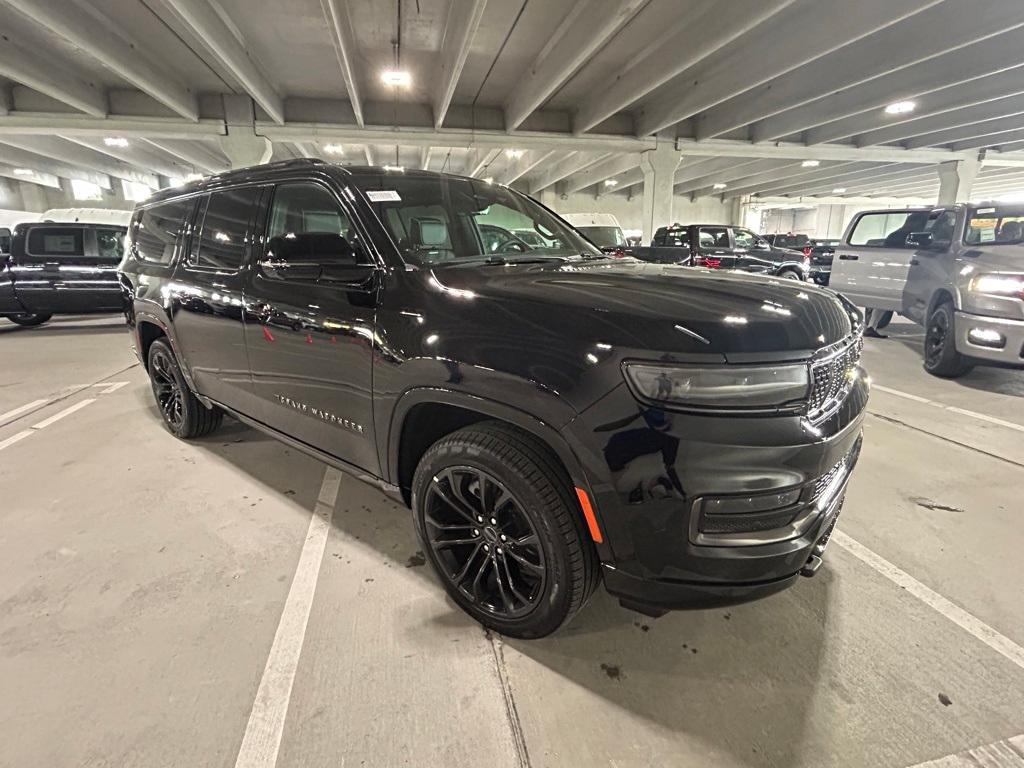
[7,313,52,327]
[864,308,893,330]
[924,301,973,378]
[147,338,223,438]
[778,268,802,280]
[412,420,599,638]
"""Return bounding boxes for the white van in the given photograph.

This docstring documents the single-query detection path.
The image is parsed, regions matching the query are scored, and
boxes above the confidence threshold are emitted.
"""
[40,207,132,226]
[562,213,627,252]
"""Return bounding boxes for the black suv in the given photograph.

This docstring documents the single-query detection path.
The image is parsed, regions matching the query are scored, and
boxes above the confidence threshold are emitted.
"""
[119,160,867,638]
[632,224,809,279]
[1,221,127,326]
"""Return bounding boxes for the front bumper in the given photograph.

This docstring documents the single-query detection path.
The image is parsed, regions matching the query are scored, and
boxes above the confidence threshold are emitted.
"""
[954,311,1024,366]
[566,373,868,612]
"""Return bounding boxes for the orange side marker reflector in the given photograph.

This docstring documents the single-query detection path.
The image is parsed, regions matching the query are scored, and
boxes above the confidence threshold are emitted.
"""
[574,487,603,543]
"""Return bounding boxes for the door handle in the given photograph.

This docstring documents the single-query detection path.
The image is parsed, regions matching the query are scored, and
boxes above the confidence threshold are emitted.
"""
[839,254,859,260]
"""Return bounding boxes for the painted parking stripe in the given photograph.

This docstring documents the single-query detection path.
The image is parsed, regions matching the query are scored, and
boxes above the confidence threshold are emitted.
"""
[906,733,1024,767]
[0,429,34,452]
[835,531,1024,671]
[31,399,97,430]
[92,381,130,394]
[0,399,50,425]
[873,383,1024,433]
[233,466,342,768]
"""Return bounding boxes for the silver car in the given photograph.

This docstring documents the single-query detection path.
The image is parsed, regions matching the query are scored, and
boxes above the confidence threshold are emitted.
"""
[830,204,1024,377]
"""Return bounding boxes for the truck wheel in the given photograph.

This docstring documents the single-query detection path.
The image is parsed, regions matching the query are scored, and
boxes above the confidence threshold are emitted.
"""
[864,308,893,330]
[412,421,599,638]
[924,301,973,378]
[147,338,223,438]
[778,268,802,280]
[7,313,52,327]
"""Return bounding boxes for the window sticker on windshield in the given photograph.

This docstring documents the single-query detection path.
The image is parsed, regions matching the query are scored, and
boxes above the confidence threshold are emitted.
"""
[366,190,401,202]
[977,207,996,214]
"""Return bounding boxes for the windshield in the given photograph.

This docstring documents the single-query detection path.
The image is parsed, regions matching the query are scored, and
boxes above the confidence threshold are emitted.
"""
[577,225,625,248]
[966,205,1024,245]
[352,173,601,266]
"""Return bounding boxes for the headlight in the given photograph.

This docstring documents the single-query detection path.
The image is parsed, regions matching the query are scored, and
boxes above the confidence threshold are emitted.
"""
[970,274,1024,297]
[623,362,809,410]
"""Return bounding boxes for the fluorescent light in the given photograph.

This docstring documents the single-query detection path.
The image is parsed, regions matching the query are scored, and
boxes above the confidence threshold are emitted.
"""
[483,177,494,184]
[381,70,411,87]
[13,168,34,176]
[832,187,847,194]
[382,165,404,172]
[104,137,129,147]
[71,179,102,200]
[713,183,728,190]
[885,101,916,115]
[184,172,204,182]
[801,160,820,167]
[603,179,619,187]
[323,144,344,155]
[505,149,524,160]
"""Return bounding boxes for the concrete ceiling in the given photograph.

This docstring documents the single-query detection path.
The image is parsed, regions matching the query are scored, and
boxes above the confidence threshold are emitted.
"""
[1,0,1024,203]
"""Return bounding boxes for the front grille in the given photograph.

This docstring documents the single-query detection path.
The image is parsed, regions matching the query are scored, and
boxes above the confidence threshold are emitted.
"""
[807,334,863,421]
[813,457,845,499]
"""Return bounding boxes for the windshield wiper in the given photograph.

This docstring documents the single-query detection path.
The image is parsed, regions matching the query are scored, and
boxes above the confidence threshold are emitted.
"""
[479,255,567,265]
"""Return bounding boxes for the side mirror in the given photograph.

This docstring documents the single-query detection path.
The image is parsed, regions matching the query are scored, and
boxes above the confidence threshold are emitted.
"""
[906,232,932,247]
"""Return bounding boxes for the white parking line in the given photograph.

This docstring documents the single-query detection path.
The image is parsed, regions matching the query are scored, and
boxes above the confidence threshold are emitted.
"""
[0,429,34,452]
[906,733,1024,767]
[92,381,130,394]
[233,466,342,768]
[0,399,49,425]
[31,399,97,430]
[834,531,1024,671]
[873,383,1024,433]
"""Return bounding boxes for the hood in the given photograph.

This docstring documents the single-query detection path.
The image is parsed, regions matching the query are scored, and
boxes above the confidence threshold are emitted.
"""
[425,260,858,360]
[962,244,1024,271]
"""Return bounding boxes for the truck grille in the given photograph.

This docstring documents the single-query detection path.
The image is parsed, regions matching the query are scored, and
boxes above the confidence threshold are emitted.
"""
[808,334,863,420]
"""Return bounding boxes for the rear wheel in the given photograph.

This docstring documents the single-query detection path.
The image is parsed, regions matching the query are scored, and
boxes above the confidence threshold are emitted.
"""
[777,268,802,280]
[6,313,52,327]
[147,338,223,438]
[924,301,973,378]
[412,421,599,638]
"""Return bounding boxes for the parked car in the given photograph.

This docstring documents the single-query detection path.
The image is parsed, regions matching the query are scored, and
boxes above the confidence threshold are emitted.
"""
[764,233,812,256]
[0,221,127,326]
[829,204,1024,377]
[632,224,809,279]
[808,238,842,286]
[119,160,867,637]
[562,212,628,255]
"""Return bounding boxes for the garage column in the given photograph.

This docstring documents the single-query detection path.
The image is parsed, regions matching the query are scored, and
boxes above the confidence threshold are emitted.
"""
[217,94,273,170]
[640,133,681,244]
[936,156,979,206]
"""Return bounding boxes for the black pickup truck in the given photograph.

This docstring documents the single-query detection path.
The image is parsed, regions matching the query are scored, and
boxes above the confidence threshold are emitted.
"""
[1,221,127,326]
[119,160,867,638]
[631,223,809,279]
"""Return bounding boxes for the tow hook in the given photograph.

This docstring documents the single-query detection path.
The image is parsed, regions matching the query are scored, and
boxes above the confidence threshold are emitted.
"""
[800,554,823,577]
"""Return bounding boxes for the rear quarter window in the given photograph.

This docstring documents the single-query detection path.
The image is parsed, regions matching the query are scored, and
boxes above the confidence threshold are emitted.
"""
[133,198,194,265]
[27,227,85,257]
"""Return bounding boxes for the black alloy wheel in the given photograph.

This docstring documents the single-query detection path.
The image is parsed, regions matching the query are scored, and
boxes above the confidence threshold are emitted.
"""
[146,338,223,438]
[424,466,546,619]
[7,312,52,327]
[923,301,972,378]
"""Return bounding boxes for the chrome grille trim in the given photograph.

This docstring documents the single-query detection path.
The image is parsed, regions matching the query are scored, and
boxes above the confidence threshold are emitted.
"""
[807,333,863,423]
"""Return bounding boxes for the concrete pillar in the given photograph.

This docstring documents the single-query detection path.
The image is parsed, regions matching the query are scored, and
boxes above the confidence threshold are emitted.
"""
[217,94,273,170]
[937,156,979,205]
[0,178,25,211]
[640,133,681,244]
[18,181,48,213]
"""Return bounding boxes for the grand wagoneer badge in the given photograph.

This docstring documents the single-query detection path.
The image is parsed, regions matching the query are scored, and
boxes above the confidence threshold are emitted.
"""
[275,394,364,434]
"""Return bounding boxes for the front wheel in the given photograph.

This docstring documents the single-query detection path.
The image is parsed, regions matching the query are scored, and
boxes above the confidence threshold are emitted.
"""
[412,421,599,638]
[778,268,803,280]
[147,338,223,438]
[6,313,52,326]
[924,301,973,378]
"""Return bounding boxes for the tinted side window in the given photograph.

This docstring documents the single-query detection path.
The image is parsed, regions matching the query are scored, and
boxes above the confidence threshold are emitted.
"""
[848,211,928,247]
[698,226,729,248]
[733,229,758,248]
[135,199,193,264]
[96,228,126,261]
[27,227,84,257]
[194,187,260,270]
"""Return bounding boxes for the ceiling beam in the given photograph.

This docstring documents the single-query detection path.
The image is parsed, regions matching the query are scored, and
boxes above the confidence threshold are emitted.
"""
[686,160,851,196]
[674,138,970,164]
[565,154,640,194]
[0,35,107,116]
[531,152,609,192]
[0,143,111,188]
[2,0,198,121]
[162,0,283,124]
[0,162,60,188]
[793,166,939,197]
[953,128,1024,152]
[140,138,230,174]
[433,0,487,129]
[420,146,433,170]
[770,31,1024,145]
[505,0,647,131]
[290,142,317,158]
[634,0,942,138]
[904,114,1024,149]
[724,161,892,197]
[0,113,223,139]
[573,0,793,135]
[0,136,159,187]
[696,1,1024,141]
[674,160,801,195]
[596,167,643,196]
[984,147,1024,161]
[319,0,364,127]
[467,148,500,177]
[503,150,557,185]
[63,136,189,179]
[857,94,1024,147]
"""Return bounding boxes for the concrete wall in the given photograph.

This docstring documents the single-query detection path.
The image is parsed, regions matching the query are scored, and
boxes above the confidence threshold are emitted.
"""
[756,203,920,239]
[547,191,733,238]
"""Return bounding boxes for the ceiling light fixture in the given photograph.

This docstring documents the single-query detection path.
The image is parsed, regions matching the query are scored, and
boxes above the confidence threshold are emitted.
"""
[603,179,619,187]
[713,183,728,190]
[832,187,847,194]
[104,137,129,147]
[505,149,524,160]
[184,173,204,182]
[323,143,345,155]
[483,177,494,184]
[381,70,411,87]
[885,101,916,115]
[801,160,820,167]
[382,164,405,172]
[13,168,34,175]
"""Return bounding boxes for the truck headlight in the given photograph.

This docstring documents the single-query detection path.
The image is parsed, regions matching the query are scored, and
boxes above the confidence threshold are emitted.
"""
[623,362,809,410]
[969,274,1024,298]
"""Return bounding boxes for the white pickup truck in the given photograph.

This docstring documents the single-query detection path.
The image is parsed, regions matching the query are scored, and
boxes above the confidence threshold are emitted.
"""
[830,204,1024,377]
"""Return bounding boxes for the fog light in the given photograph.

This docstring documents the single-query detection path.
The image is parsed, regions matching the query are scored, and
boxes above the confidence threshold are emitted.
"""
[967,327,1005,349]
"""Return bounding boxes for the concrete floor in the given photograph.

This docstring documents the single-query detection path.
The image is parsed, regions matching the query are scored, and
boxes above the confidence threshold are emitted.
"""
[2,314,1023,768]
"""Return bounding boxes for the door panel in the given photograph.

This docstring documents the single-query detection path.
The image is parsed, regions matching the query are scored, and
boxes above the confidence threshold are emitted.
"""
[243,181,381,474]
[697,225,736,269]
[830,210,924,311]
[731,227,775,274]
